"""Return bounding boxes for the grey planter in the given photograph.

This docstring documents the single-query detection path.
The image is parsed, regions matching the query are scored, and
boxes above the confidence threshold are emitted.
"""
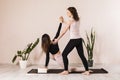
[88,60,93,67]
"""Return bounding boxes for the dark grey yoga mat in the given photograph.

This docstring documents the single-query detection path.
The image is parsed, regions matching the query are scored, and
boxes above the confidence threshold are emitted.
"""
[28,68,108,74]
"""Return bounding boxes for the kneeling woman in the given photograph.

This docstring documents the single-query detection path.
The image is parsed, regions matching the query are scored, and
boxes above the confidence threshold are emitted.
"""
[41,17,63,69]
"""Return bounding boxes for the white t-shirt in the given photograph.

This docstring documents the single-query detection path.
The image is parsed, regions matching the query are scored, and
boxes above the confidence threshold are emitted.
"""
[69,20,80,39]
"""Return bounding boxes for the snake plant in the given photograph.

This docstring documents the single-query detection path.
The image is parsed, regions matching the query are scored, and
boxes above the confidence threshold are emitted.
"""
[83,28,95,61]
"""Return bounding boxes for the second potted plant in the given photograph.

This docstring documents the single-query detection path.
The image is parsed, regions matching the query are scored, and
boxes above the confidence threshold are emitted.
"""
[83,28,95,67]
[12,38,39,69]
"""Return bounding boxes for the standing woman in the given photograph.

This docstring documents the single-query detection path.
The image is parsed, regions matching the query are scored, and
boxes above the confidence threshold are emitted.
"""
[53,7,90,75]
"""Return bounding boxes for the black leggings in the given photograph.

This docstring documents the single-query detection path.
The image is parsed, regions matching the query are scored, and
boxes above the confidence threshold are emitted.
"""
[62,38,89,71]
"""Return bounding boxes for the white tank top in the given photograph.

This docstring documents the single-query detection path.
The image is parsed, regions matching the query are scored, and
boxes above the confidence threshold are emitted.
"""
[69,20,81,39]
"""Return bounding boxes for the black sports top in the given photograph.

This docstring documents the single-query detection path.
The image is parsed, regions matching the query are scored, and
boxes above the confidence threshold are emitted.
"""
[45,23,62,67]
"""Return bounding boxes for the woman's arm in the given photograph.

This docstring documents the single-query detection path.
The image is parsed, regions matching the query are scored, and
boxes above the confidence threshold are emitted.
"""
[53,21,71,43]
[45,51,50,68]
[53,23,62,39]
[53,16,64,39]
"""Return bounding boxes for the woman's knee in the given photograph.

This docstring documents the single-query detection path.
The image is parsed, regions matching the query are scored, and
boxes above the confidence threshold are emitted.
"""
[62,53,67,58]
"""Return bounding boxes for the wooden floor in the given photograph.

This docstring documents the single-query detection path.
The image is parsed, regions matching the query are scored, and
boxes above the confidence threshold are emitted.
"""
[0,64,120,80]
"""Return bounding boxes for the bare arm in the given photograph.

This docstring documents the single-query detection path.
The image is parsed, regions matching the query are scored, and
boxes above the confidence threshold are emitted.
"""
[57,23,70,40]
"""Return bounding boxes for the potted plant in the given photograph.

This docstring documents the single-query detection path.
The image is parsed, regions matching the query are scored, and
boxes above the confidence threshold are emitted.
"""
[12,38,39,69]
[83,28,95,67]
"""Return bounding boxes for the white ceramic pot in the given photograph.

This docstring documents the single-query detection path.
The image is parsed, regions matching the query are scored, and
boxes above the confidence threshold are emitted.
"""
[19,60,27,69]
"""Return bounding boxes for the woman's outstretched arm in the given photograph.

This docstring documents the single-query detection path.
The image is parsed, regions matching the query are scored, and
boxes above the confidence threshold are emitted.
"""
[53,23,62,39]
[45,51,50,68]
[53,21,71,43]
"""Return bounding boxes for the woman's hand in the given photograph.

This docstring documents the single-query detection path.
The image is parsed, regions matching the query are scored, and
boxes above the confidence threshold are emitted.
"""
[59,16,64,23]
[52,39,58,44]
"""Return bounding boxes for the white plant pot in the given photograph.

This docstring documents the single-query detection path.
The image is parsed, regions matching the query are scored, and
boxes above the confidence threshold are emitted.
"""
[19,60,27,69]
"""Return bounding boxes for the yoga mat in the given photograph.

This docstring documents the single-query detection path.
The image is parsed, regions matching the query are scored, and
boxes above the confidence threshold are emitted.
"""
[28,68,108,74]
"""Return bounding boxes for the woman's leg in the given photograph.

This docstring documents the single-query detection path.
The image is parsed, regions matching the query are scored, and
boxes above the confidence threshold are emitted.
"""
[60,40,75,74]
[54,52,64,68]
[54,51,77,72]
[76,38,90,75]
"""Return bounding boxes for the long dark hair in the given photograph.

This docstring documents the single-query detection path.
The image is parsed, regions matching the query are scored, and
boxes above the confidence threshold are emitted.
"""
[67,7,79,21]
[41,34,51,53]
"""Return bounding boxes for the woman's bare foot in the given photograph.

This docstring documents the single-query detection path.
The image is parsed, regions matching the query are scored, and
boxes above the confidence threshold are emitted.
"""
[59,71,69,75]
[82,71,90,75]
[89,70,93,72]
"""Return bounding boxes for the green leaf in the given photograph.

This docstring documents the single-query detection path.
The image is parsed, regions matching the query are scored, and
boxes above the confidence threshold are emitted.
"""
[17,51,22,55]
[82,38,87,49]
[16,51,22,57]
[92,31,95,50]
[91,29,93,44]
[25,43,33,54]
[26,38,39,60]
[86,32,90,46]
[12,55,17,63]
[31,38,39,49]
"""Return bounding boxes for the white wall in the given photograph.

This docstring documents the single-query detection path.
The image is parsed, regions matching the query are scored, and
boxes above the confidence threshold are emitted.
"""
[0,0,120,65]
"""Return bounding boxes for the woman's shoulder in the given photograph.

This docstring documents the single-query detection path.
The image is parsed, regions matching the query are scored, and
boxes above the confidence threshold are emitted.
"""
[66,20,73,25]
